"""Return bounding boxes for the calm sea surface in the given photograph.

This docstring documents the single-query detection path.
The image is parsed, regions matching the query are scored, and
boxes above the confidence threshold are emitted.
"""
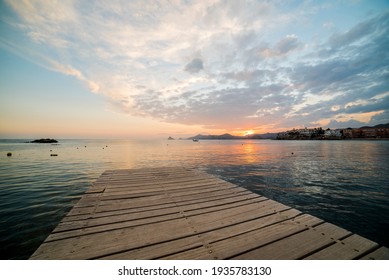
[0,139,388,259]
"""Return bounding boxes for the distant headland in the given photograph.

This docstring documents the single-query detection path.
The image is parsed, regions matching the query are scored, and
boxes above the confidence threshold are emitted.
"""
[186,133,278,140]
[185,123,389,141]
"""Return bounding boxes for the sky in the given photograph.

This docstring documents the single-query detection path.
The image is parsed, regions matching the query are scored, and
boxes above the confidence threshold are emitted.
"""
[0,0,388,139]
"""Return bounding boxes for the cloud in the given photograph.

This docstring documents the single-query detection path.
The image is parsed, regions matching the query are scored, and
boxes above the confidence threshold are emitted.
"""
[260,35,303,58]
[371,110,389,124]
[328,14,379,49]
[2,1,389,132]
[285,11,389,127]
[326,119,366,129]
[184,58,204,74]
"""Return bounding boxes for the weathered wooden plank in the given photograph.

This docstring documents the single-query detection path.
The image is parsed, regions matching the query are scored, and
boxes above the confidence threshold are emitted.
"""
[91,172,208,188]
[304,234,379,260]
[97,181,233,200]
[54,194,264,233]
[95,187,250,211]
[185,199,290,229]
[359,247,389,260]
[64,201,178,222]
[99,209,303,260]
[101,176,224,191]
[66,187,251,217]
[160,186,248,203]
[96,168,211,183]
[63,191,257,222]
[101,181,213,194]
[105,166,189,175]
[163,214,323,260]
[31,198,289,259]
[102,176,220,186]
[85,186,106,194]
[74,182,240,209]
[46,197,279,242]
[232,222,351,260]
[100,181,238,199]
[65,192,260,222]
[30,216,195,259]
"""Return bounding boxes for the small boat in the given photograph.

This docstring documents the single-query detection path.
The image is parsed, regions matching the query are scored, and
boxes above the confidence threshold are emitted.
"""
[193,139,199,142]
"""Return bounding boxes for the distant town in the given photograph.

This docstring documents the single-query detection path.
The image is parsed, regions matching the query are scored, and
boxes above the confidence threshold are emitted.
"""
[276,123,389,140]
[178,123,389,141]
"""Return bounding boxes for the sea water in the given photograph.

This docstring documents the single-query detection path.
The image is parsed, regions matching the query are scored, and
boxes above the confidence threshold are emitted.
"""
[0,139,388,259]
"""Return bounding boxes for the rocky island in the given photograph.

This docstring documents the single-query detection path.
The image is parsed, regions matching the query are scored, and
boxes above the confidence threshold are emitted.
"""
[29,138,58,143]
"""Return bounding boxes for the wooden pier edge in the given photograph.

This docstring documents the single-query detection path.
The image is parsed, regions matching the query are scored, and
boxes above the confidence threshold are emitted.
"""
[30,166,389,260]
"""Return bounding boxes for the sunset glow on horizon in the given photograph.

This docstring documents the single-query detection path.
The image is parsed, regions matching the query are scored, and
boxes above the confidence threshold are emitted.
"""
[1,1,388,139]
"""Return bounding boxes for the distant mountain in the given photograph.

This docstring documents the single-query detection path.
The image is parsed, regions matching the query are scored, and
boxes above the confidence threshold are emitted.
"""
[248,133,278,139]
[187,133,278,140]
[360,123,389,129]
[187,134,238,140]
[187,123,389,141]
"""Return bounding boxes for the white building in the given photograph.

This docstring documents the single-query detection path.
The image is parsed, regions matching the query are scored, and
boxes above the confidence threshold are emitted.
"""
[324,129,342,138]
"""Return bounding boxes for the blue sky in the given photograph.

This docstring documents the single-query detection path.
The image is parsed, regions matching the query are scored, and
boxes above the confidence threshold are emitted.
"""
[1,0,388,138]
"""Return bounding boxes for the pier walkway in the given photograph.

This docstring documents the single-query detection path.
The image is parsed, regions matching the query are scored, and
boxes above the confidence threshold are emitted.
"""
[30,167,389,260]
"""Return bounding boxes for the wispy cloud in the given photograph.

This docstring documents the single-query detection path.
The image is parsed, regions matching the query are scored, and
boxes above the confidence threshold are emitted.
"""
[260,35,303,58]
[2,0,389,132]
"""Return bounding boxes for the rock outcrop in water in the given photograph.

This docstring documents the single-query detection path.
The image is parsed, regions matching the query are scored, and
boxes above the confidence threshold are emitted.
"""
[30,138,58,143]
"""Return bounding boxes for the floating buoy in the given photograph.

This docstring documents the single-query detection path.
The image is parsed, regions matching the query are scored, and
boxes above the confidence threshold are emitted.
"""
[50,154,58,156]
[7,152,12,157]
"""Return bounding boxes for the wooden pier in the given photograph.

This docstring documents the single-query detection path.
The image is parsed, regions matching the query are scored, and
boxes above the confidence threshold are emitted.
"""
[30,167,389,260]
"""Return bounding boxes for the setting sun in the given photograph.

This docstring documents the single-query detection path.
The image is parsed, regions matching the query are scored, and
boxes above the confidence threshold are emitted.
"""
[244,130,254,136]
